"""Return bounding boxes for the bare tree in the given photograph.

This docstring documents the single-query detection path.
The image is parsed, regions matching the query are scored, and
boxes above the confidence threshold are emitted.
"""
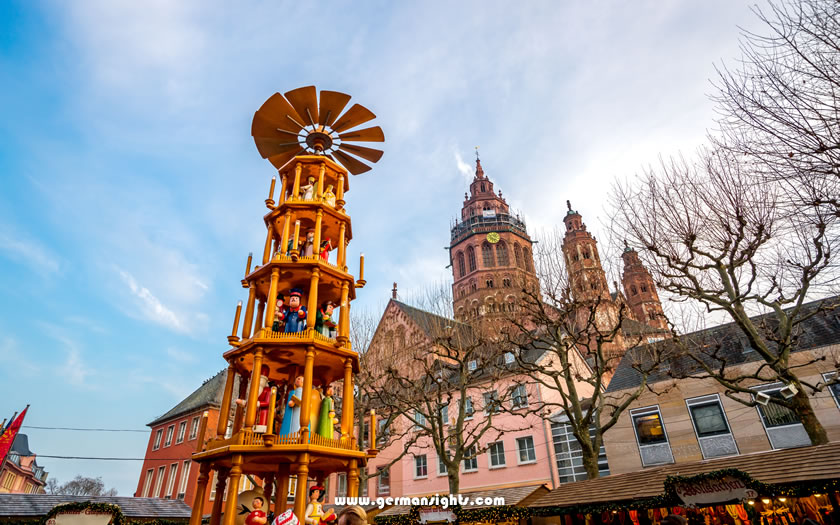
[359,286,533,494]
[504,228,668,479]
[46,475,118,496]
[713,0,840,216]
[610,147,839,445]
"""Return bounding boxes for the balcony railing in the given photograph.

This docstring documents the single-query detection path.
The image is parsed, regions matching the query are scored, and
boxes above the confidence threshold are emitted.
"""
[234,429,356,451]
[450,214,528,243]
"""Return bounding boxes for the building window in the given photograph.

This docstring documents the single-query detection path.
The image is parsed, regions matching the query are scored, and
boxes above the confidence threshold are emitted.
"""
[209,471,218,501]
[414,410,426,430]
[414,455,428,478]
[457,252,466,277]
[336,473,347,497]
[504,352,515,365]
[486,279,494,288]
[503,278,511,287]
[488,441,506,468]
[630,406,674,466]
[2,472,15,490]
[165,463,178,498]
[164,425,174,447]
[686,395,738,459]
[631,285,638,295]
[496,242,510,266]
[753,384,811,449]
[440,405,449,426]
[641,285,648,292]
[551,422,609,483]
[438,454,448,476]
[467,246,477,272]
[362,420,370,447]
[176,421,187,444]
[482,243,495,267]
[514,243,523,268]
[153,429,163,450]
[757,393,800,427]
[511,384,529,409]
[824,372,840,409]
[468,360,477,371]
[189,416,200,440]
[463,446,478,472]
[153,466,166,498]
[483,391,500,414]
[139,469,153,497]
[178,460,190,499]
[516,436,537,464]
[464,398,474,420]
[377,467,390,496]
[523,248,533,272]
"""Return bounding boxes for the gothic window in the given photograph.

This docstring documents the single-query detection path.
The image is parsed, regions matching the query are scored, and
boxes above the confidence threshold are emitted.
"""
[457,251,466,277]
[641,284,648,293]
[631,285,638,295]
[503,277,511,288]
[470,281,477,292]
[523,248,533,272]
[496,242,509,266]
[514,243,523,269]
[467,246,477,272]
[648,310,657,321]
[480,183,485,192]
[583,248,591,259]
[482,243,495,267]
[470,208,475,217]
[590,282,598,290]
[486,279,494,288]
[573,253,580,262]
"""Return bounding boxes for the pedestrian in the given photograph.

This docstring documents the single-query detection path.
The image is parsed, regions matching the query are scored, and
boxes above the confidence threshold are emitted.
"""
[337,505,367,525]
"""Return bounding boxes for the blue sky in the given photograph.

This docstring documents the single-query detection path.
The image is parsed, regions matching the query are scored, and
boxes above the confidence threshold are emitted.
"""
[0,0,761,495]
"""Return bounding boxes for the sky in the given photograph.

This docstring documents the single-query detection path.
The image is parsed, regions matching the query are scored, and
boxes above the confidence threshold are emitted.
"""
[0,0,765,496]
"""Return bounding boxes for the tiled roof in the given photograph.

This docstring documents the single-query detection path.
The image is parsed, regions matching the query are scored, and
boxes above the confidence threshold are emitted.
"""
[392,300,470,341]
[11,434,34,456]
[0,494,192,518]
[607,296,840,393]
[377,483,548,516]
[149,369,236,426]
[531,441,840,509]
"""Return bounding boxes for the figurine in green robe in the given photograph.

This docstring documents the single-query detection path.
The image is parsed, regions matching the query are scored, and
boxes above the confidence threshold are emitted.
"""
[316,385,338,439]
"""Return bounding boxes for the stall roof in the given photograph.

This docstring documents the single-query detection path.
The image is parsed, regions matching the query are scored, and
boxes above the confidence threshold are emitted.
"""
[378,483,549,517]
[0,495,192,518]
[531,441,840,509]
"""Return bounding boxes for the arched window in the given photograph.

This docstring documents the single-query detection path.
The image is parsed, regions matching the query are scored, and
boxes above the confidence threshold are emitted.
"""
[631,285,638,295]
[480,183,485,192]
[457,251,466,277]
[503,277,511,288]
[496,242,509,266]
[583,247,591,259]
[523,248,533,272]
[486,279,494,288]
[641,284,648,293]
[470,281,477,292]
[482,243,495,267]
[514,243,523,269]
[467,246,477,272]
[648,310,657,321]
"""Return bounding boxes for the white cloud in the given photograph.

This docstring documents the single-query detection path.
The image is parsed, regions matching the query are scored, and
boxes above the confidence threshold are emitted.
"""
[62,348,92,387]
[454,150,473,183]
[118,268,187,334]
[0,227,60,275]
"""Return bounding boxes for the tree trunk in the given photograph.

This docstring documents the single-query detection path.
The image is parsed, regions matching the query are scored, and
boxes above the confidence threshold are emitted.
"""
[791,388,829,445]
[581,447,601,480]
[447,471,459,495]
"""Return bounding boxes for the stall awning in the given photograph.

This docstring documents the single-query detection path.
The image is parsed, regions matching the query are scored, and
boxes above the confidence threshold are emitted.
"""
[377,483,549,517]
[531,441,840,510]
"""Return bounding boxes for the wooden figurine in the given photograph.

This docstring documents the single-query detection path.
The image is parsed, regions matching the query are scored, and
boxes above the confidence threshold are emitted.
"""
[314,301,337,338]
[301,177,316,201]
[255,365,272,433]
[316,385,338,439]
[319,238,333,263]
[271,293,284,332]
[279,376,303,435]
[304,486,335,525]
[303,230,315,258]
[244,496,268,525]
[279,288,307,333]
[323,184,336,207]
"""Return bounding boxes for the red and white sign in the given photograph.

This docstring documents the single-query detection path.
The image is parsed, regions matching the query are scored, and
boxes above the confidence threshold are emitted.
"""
[674,476,758,506]
[418,507,456,523]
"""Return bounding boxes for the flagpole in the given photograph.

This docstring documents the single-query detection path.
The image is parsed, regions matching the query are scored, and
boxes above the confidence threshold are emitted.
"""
[0,406,28,475]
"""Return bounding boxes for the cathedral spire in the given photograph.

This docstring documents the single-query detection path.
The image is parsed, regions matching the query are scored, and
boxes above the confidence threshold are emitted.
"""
[475,146,485,179]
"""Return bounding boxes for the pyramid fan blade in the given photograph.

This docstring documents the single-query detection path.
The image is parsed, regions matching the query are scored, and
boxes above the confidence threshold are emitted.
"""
[333,150,372,175]
[338,126,385,142]
[338,143,384,163]
[331,104,376,133]
[268,147,305,170]
[284,86,319,128]
[318,91,352,127]
[252,93,305,135]
[254,138,302,159]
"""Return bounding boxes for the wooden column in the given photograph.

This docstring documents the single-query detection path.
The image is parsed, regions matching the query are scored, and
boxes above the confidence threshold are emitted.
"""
[263,472,275,513]
[340,358,353,438]
[209,468,229,525]
[337,281,350,345]
[348,459,359,497]
[299,346,316,442]
[278,173,287,205]
[222,456,243,525]
[317,163,326,200]
[291,163,302,200]
[336,174,345,209]
[216,365,236,436]
[244,347,265,428]
[255,299,266,335]
[262,226,273,264]
[280,211,292,257]
[233,376,248,434]
[312,209,323,257]
[189,463,211,525]
[338,222,346,270]
[306,268,320,328]
[265,268,280,328]
[293,456,310,523]
[276,466,290,515]
[242,282,257,339]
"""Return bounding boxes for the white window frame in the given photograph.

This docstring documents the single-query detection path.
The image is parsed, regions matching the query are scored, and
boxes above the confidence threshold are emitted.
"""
[437,454,448,476]
[336,473,347,497]
[685,394,739,459]
[468,360,477,371]
[153,429,163,450]
[377,466,390,495]
[440,405,448,426]
[483,391,500,414]
[164,425,174,447]
[823,372,840,410]
[753,382,810,450]
[209,471,218,501]
[189,416,200,440]
[176,421,187,444]
[629,405,674,466]
[153,466,166,498]
[414,410,426,430]
[511,384,529,409]
[464,398,474,420]
[142,468,154,497]
[178,460,191,499]
[488,440,506,468]
[504,352,515,365]
[165,462,178,498]
[463,445,478,472]
[414,454,428,479]
[516,436,536,464]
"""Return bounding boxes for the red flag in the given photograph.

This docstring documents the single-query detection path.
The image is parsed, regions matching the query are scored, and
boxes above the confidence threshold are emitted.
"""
[0,406,28,463]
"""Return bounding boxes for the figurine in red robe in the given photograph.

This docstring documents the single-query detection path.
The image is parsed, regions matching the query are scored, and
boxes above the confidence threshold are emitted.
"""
[245,496,268,525]
[255,365,272,433]
[319,238,333,263]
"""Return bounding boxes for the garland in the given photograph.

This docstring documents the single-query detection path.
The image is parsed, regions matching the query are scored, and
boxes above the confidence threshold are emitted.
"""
[375,469,840,523]
[2,501,189,525]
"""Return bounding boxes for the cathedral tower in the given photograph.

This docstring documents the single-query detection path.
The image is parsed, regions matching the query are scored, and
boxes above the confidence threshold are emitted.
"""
[450,155,539,320]
[621,243,668,331]
[562,202,610,303]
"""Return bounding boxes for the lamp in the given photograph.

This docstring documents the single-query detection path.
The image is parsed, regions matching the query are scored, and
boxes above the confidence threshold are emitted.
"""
[755,392,771,406]
[779,384,798,399]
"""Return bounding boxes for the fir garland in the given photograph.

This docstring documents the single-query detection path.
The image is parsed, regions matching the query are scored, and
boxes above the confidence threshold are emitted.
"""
[3,501,189,525]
